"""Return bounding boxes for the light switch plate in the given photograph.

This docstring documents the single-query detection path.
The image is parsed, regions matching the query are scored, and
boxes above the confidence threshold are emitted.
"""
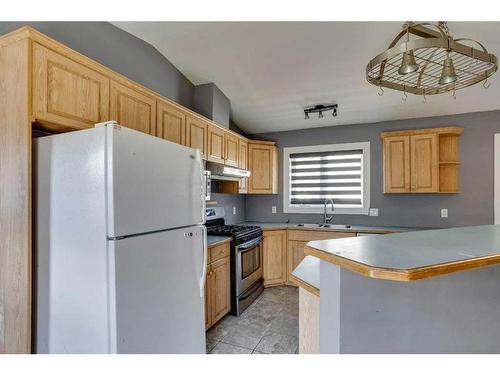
[272,206,277,214]
[233,207,237,215]
[369,208,379,217]
[441,208,448,218]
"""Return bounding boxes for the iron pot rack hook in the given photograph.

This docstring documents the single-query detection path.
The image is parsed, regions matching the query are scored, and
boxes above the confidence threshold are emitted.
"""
[378,85,384,96]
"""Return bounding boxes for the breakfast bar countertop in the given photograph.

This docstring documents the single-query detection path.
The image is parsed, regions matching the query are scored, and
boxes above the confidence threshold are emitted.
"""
[305,224,500,281]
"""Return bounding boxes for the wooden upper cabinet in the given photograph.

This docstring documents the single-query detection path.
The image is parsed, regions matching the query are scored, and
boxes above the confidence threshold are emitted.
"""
[224,133,239,167]
[156,100,186,145]
[382,127,463,194]
[410,133,439,192]
[207,124,225,163]
[32,43,110,130]
[238,140,249,194]
[110,81,156,135]
[263,230,288,287]
[248,141,278,194]
[186,115,208,159]
[383,136,410,193]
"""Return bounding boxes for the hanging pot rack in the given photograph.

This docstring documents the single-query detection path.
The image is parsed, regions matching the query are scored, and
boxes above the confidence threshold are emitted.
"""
[366,22,498,95]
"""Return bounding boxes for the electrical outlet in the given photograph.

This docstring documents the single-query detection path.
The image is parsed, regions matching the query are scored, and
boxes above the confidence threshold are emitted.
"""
[369,208,379,217]
[233,207,237,215]
[441,208,448,218]
[272,206,277,214]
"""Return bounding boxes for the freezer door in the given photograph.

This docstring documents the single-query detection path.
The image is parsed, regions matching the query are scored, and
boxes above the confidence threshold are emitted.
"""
[111,225,207,353]
[106,124,205,238]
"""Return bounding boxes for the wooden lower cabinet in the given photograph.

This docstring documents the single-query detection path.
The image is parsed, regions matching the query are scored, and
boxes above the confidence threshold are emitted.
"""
[205,242,231,330]
[263,229,288,287]
[287,230,356,282]
[288,240,309,283]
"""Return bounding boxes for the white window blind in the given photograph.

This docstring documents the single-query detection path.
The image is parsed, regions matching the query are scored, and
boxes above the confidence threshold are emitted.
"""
[283,142,370,215]
[289,149,363,207]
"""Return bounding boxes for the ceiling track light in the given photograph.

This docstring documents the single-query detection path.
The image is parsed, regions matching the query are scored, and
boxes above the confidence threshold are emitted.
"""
[304,103,338,120]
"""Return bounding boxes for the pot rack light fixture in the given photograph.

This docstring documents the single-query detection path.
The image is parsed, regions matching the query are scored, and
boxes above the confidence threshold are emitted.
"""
[304,103,338,120]
[366,22,498,98]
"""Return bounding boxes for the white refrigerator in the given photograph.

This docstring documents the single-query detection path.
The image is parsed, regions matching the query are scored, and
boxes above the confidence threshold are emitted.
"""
[34,122,207,353]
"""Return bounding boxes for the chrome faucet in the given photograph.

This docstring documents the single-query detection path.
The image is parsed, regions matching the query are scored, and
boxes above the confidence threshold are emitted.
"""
[321,198,335,227]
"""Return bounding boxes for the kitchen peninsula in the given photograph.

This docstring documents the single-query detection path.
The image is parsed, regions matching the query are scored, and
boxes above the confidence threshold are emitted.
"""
[303,225,500,353]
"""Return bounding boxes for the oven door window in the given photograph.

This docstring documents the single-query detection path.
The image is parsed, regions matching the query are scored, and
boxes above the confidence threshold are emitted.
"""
[240,245,261,279]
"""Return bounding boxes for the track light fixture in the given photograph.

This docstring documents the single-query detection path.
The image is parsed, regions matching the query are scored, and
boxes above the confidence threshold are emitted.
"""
[304,103,338,120]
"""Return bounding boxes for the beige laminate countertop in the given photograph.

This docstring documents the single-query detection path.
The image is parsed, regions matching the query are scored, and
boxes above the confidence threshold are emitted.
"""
[238,221,421,234]
[305,225,500,282]
[290,256,321,296]
[207,235,231,247]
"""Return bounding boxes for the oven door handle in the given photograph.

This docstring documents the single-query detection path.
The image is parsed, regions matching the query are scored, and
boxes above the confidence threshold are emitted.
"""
[236,236,263,252]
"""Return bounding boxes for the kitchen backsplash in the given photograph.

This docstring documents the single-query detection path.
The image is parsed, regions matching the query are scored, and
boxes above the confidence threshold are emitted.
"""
[208,193,246,224]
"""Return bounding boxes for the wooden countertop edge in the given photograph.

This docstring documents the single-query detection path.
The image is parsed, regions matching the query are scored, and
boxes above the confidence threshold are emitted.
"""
[304,245,500,282]
[208,237,232,248]
[289,273,320,297]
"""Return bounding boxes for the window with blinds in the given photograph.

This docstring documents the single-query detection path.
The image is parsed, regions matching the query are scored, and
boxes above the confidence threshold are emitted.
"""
[283,142,370,214]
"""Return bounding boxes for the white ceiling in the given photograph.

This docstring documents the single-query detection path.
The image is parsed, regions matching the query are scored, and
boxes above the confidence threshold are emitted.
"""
[113,22,500,134]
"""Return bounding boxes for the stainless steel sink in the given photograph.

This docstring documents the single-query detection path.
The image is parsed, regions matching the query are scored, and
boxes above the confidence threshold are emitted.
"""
[295,223,353,230]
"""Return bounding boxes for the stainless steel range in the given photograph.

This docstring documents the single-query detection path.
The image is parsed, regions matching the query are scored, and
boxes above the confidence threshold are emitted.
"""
[205,208,263,316]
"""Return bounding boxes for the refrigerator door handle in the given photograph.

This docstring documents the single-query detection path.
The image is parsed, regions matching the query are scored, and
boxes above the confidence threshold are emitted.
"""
[195,150,206,222]
[200,225,208,298]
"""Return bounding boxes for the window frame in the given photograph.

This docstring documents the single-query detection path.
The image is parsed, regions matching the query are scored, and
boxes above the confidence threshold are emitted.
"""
[283,142,370,215]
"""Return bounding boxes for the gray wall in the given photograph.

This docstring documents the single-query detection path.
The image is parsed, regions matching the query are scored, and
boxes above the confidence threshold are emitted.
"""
[211,84,230,127]
[0,22,194,108]
[229,120,247,137]
[246,110,500,228]
[193,84,214,122]
[193,83,231,127]
[209,193,246,224]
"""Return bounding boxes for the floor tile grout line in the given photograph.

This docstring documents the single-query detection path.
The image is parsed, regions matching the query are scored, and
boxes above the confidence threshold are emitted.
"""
[206,338,221,354]
[253,334,271,354]
[219,336,261,351]
[207,286,298,354]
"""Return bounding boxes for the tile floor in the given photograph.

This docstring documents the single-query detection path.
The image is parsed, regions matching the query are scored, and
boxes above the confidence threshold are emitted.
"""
[206,285,299,354]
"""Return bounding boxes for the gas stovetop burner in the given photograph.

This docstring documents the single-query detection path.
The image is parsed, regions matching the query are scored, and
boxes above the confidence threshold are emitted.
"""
[207,225,261,235]
[205,219,262,247]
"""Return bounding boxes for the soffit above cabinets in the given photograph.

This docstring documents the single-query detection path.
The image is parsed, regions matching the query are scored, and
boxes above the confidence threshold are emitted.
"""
[112,22,500,134]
